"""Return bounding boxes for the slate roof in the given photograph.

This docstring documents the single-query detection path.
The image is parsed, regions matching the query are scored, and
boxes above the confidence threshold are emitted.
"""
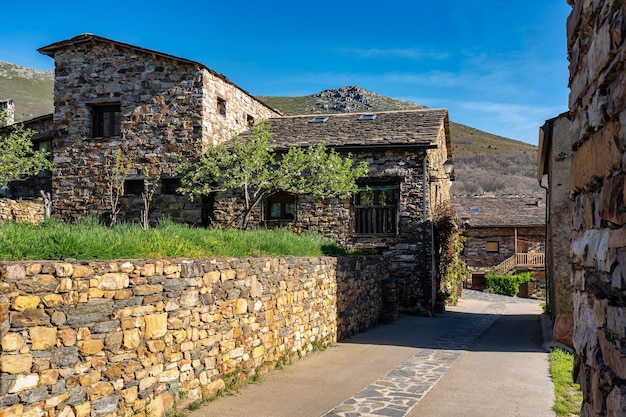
[262,109,450,153]
[452,195,545,228]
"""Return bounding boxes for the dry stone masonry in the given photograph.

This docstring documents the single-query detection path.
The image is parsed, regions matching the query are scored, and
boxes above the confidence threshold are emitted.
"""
[0,256,387,417]
[566,1,626,415]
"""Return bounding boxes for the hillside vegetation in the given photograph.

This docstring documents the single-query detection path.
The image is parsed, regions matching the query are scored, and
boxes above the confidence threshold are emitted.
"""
[0,62,541,197]
[0,61,53,121]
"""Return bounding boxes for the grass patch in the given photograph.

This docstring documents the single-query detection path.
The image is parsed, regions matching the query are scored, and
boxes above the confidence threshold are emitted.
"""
[550,348,582,417]
[0,217,349,261]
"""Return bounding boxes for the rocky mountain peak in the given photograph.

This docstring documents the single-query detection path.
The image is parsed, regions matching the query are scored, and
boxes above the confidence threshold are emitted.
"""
[311,86,425,113]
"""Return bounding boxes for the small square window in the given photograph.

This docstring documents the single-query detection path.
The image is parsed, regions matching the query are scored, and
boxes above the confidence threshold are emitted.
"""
[486,241,500,253]
[162,178,182,195]
[92,104,121,138]
[124,179,144,195]
[246,114,255,127]
[266,192,296,220]
[217,97,227,116]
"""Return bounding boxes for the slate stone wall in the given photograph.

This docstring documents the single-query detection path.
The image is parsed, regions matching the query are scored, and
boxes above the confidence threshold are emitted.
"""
[0,256,386,417]
[567,1,626,415]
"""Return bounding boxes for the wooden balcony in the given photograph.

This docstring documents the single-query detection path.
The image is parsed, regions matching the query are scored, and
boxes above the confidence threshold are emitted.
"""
[489,252,545,276]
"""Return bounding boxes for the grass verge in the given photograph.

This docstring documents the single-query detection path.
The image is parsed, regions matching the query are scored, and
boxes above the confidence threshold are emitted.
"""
[0,217,349,260]
[550,347,583,416]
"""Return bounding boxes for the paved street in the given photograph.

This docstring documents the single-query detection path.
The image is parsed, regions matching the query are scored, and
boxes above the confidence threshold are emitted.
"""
[191,290,554,417]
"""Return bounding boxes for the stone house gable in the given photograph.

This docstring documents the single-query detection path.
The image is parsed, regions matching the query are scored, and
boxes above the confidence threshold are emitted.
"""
[36,34,280,221]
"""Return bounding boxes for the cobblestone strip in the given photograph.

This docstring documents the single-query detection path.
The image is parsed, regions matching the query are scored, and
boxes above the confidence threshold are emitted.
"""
[322,301,506,417]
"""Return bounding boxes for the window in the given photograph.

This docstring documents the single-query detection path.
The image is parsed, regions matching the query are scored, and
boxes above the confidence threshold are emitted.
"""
[124,179,144,195]
[265,192,296,220]
[358,114,377,121]
[309,116,329,123]
[92,104,121,138]
[486,241,500,253]
[353,182,399,235]
[217,97,227,116]
[246,114,255,127]
[161,178,182,195]
[34,138,53,162]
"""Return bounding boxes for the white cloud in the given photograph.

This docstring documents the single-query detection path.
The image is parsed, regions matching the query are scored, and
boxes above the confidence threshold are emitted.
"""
[335,47,450,61]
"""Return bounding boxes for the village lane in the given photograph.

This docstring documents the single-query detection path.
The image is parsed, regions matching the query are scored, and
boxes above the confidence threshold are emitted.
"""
[190,290,554,417]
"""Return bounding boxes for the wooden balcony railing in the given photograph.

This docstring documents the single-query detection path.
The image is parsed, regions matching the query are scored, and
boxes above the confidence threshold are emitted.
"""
[489,252,545,276]
[354,205,396,235]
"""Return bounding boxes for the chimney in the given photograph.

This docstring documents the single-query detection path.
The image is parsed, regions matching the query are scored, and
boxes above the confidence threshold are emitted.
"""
[0,99,15,127]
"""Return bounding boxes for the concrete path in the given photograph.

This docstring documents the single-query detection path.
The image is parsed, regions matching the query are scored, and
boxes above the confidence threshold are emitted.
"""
[189,290,555,417]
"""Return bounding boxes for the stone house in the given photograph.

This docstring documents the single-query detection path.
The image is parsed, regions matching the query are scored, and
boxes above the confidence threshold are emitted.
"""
[537,112,574,347]
[35,34,281,222]
[1,33,454,310]
[452,195,545,295]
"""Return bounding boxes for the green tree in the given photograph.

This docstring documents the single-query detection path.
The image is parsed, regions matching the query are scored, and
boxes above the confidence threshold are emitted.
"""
[0,111,52,189]
[178,122,369,229]
[434,201,467,304]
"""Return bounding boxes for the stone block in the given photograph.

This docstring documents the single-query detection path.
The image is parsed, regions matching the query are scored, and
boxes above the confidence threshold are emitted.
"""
[1,333,24,351]
[0,404,23,417]
[2,264,26,280]
[98,273,129,290]
[10,309,50,328]
[123,329,141,350]
[144,313,168,339]
[17,275,58,293]
[71,265,94,278]
[8,374,39,393]
[78,339,104,355]
[12,296,41,312]
[54,263,74,277]
[30,327,57,350]
[570,124,622,191]
[1,354,33,374]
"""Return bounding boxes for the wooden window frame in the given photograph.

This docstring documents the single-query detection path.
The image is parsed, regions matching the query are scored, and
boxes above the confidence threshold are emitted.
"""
[217,97,227,116]
[92,104,121,138]
[265,191,296,220]
[486,241,500,253]
[353,181,400,236]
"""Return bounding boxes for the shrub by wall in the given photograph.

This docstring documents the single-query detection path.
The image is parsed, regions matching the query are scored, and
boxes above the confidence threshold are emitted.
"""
[0,255,386,417]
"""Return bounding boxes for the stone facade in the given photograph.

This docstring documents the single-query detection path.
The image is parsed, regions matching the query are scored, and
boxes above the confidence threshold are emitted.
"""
[538,113,575,346]
[0,255,387,417]
[565,1,626,415]
[37,34,279,222]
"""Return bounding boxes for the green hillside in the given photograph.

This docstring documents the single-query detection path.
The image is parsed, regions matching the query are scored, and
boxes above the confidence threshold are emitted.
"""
[0,61,53,121]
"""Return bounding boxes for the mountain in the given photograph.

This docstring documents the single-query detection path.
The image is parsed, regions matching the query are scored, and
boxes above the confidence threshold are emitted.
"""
[0,63,541,197]
[0,61,53,121]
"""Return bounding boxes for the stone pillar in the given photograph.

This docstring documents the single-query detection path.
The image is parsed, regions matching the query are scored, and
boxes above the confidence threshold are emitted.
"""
[0,99,15,126]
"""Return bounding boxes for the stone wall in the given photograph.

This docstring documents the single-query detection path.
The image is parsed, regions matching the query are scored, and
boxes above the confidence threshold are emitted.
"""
[0,255,386,417]
[567,1,626,415]
[0,198,45,224]
[44,36,279,222]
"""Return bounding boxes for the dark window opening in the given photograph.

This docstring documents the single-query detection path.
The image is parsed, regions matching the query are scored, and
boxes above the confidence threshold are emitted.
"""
[162,178,182,195]
[266,191,296,220]
[124,179,144,195]
[217,97,227,116]
[353,182,400,235]
[92,104,121,138]
[246,114,255,126]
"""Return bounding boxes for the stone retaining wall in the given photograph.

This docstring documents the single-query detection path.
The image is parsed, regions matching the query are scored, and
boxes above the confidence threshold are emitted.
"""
[567,1,626,415]
[0,198,45,224]
[0,255,387,417]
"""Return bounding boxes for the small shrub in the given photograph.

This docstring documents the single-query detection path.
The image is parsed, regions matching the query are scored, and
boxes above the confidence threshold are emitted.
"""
[485,272,533,297]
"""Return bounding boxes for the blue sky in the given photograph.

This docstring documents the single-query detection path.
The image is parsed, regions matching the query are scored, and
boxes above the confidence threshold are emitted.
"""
[2,1,571,145]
